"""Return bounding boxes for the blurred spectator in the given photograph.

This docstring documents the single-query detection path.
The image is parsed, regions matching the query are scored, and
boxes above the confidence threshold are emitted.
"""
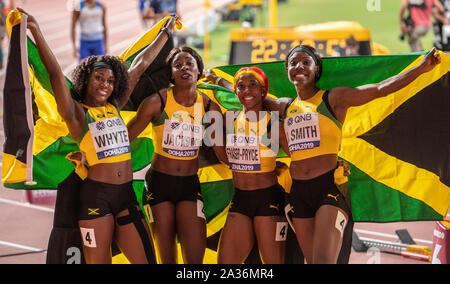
[399,0,445,52]
[432,0,450,50]
[143,0,178,45]
[71,0,107,61]
[144,0,178,25]
[138,0,150,28]
[344,35,360,56]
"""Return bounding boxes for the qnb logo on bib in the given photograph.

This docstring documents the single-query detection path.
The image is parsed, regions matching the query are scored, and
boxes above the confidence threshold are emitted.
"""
[285,112,321,152]
[88,117,130,160]
[226,134,261,172]
[162,119,204,158]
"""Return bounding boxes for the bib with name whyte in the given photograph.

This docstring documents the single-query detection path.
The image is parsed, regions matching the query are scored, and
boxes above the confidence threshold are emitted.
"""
[78,103,131,166]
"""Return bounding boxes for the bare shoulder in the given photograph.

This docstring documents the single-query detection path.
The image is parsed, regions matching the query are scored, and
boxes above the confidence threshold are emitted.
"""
[139,89,166,114]
[199,92,221,112]
[264,96,287,111]
[328,86,354,104]
[329,86,353,96]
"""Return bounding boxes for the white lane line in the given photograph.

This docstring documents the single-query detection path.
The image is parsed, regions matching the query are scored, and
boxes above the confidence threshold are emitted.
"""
[0,198,54,213]
[0,240,44,252]
[354,228,433,245]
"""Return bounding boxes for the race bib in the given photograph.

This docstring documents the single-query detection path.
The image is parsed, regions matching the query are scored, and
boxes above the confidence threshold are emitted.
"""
[162,119,204,158]
[284,112,321,152]
[226,134,261,172]
[88,117,130,160]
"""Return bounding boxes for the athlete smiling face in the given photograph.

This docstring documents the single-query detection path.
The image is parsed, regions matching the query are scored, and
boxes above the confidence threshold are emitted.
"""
[233,67,269,113]
[234,73,266,111]
[287,52,318,86]
[85,68,116,106]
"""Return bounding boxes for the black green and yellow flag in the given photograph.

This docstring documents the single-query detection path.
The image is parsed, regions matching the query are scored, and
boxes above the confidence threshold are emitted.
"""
[2,11,35,187]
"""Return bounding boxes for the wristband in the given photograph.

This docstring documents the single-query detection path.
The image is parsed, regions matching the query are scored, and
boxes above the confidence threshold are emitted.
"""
[161,27,172,38]
[215,76,222,85]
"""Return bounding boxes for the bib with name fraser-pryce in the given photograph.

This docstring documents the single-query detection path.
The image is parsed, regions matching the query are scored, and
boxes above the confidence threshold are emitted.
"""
[88,117,130,160]
[162,119,204,158]
[284,112,321,152]
[226,134,261,172]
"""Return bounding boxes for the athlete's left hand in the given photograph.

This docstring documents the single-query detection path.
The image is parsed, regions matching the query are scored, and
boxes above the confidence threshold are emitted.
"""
[419,47,441,73]
[338,160,351,177]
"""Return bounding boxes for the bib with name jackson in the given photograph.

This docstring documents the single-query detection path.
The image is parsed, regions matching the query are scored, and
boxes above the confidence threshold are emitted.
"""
[284,90,342,162]
[226,111,276,173]
[162,119,203,158]
[78,103,131,166]
[152,88,205,160]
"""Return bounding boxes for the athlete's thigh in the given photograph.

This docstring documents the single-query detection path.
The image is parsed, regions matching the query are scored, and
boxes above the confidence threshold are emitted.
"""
[218,212,254,264]
[254,216,287,264]
[150,201,176,233]
[78,215,115,264]
[291,217,315,263]
[175,200,206,241]
[175,201,206,264]
[150,201,177,263]
[313,205,348,264]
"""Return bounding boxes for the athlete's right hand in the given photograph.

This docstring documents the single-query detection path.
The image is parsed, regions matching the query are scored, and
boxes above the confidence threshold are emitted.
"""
[419,47,441,73]
[165,15,179,34]
[16,7,39,31]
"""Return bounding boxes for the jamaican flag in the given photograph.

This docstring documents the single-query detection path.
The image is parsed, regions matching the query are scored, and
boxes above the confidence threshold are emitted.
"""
[211,52,450,223]
[1,11,34,186]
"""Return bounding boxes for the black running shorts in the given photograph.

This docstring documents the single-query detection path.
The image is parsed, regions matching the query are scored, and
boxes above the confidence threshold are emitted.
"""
[286,169,350,219]
[144,169,202,206]
[78,179,138,220]
[229,183,286,218]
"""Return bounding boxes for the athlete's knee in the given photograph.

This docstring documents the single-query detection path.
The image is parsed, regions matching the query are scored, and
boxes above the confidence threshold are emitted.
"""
[116,205,156,264]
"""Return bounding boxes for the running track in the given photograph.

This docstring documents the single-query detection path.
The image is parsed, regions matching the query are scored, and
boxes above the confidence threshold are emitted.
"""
[0,0,448,264]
